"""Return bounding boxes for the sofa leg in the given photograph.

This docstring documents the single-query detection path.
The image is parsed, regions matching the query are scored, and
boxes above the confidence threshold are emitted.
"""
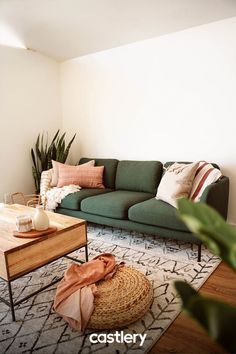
[197,244,202,262]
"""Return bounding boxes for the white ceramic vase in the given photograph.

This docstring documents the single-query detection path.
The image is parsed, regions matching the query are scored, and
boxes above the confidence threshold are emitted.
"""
[33,206,49,231]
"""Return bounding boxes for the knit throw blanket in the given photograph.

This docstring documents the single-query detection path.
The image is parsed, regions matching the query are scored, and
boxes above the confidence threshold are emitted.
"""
[45,185,81,211]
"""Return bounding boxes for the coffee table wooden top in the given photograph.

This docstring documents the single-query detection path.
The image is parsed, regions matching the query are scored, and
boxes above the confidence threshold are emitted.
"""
[0,204,86,254]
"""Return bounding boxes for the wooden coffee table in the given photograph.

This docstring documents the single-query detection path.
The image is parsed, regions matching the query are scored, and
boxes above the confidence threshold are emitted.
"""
[0,204,88,321]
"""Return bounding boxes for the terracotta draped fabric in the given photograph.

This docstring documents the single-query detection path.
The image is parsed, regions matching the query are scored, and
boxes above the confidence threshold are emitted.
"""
[53,253,123,331]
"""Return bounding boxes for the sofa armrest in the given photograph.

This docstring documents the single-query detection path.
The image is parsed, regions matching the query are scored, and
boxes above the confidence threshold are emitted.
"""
[199,176,229,220]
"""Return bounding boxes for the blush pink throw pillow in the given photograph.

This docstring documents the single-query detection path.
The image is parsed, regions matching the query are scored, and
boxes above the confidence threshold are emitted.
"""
[57,164,105,189]
[50,160,95,187]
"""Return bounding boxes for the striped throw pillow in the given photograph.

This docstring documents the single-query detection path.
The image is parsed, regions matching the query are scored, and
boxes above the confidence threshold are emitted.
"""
[57,164,105,189]
[40,169,53,207]
[190,161,222,202]
[40,169,53,196]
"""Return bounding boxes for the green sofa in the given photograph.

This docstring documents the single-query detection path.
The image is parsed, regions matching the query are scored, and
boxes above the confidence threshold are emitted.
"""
[56,158,229,261]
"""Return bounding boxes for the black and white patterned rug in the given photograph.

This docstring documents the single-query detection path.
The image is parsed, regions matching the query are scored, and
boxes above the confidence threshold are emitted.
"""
[0,224,220,354]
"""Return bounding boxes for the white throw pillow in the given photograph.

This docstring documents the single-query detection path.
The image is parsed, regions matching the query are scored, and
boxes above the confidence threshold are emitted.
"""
[156,162,199,208]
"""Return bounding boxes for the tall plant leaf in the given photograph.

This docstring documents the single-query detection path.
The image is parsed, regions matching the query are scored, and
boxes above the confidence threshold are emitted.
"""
[31,149,37,169]
[45,131,48,154]
[51,129,60,144]
[175,281,236,353]
[51,143,57,161]
[58,132,66,148]
[35,134,41,163]
[32,166,40,193]
[177,198,236,270]
[60,140,65,160]
[40,135,46,170]
[63,133,76,162]
[40,132,44,160]
[47,130,60,156]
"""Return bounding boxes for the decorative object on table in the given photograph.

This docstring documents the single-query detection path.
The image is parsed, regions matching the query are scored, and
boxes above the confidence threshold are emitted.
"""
[10,192,27,205]
[175,198,236,353]
[13,226,57,238]
[15,215,32,232]
[10,192,41,208]
[33,205,49,231]
[26,195,42,208]
[31,129,76,193]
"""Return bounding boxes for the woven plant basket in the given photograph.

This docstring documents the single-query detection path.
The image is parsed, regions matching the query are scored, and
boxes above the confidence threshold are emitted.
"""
[88,266,153,330]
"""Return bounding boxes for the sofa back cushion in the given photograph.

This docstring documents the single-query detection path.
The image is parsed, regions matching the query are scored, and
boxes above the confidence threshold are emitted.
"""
[79,158,119,189]
[115,160,163,194]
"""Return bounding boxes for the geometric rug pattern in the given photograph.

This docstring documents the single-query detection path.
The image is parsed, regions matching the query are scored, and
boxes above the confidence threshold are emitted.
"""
[0,223,221,353]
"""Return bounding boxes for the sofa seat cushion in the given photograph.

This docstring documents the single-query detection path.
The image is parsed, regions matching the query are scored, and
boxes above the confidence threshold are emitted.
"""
[81,190,153,219]
[59,188,112,211]
[128,198,189,232]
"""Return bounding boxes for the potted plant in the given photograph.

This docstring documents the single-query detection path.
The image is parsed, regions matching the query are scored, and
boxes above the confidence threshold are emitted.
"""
[31,130,76,193]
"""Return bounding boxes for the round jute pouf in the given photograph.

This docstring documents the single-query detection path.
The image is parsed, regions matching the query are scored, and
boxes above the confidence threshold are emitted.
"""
[88,266,153,330]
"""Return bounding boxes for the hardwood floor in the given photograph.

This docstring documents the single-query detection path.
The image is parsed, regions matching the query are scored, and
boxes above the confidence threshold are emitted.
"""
[149,262,236,354]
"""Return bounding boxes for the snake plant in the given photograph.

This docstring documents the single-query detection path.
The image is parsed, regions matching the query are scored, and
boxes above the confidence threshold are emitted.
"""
[31,130,76,192]
[175,198,236,353]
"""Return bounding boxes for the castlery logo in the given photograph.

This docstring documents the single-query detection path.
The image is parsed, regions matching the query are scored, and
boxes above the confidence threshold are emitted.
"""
[89,331,147,346]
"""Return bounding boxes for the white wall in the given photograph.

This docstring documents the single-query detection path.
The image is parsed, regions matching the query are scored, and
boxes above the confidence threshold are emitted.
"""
[60,17,236,223]
[0,46,61,200]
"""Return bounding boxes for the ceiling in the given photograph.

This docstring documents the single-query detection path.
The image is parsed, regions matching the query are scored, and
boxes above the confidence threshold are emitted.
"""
[1,0,236,62]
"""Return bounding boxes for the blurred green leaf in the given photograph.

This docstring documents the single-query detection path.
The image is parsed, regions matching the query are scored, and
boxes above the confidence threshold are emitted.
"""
[175,281,236,353]
[64,133,76,162]
[177,198,236,270]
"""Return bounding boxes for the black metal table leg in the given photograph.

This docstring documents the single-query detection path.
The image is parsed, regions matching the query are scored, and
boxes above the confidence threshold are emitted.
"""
[7,281,15,321]
[85,245,88,262]
[197,244,202,262]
